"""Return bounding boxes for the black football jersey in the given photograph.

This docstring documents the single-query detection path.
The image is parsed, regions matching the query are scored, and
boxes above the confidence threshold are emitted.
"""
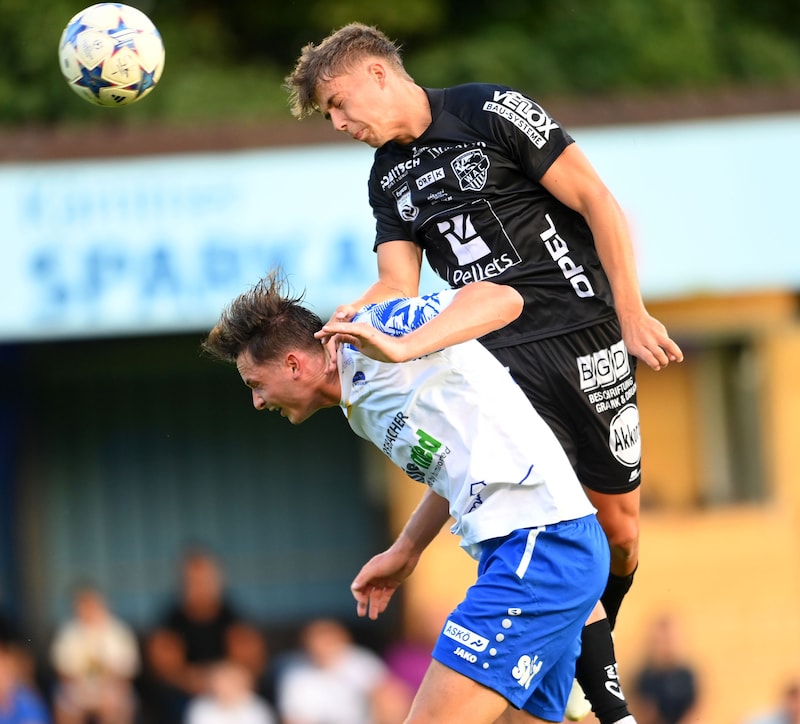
[368,83,617,349]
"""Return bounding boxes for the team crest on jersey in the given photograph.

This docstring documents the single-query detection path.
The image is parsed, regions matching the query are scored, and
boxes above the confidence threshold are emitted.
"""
[360,294,443,337]
[451,149,490,192]
[394,182,419,221]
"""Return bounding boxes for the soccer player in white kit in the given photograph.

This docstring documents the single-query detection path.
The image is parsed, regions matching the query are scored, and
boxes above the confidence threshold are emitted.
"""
[203,273,626,724]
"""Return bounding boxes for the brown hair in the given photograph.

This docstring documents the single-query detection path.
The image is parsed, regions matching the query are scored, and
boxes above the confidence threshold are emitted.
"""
[202,269,323,365]
[284,22,411,119]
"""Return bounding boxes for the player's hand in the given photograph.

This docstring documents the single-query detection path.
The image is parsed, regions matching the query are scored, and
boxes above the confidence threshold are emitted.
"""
[350,547,419,620]
[315,304,360,373]
[319,321,406,363]
[620,312,684,371]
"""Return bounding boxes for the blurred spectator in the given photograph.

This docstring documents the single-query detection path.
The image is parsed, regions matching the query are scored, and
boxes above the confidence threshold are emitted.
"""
[0,608,38,693]
[275,618,407,724]
[381,602,447,698]
[49,582,139,724]
[743,678,800,724]
[142,547,267,724]
[629,612,699,724]
[0,643,50,724]
[185,660,278,724]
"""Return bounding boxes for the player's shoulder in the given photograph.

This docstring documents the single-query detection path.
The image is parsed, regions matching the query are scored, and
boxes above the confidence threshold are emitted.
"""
[434,82,512,114]
[358,290,456,335]
[436,83,551,135]
[443,81,513,99]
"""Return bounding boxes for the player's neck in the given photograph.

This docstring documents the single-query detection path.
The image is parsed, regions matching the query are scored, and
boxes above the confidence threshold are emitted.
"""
[391,84,431,145]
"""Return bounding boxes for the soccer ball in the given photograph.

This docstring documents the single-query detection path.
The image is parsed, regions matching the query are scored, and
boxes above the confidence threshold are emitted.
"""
[58,3,165,107]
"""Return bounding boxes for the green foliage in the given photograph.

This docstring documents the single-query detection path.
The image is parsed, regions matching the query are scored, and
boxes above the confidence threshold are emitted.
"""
[1,0,799,128]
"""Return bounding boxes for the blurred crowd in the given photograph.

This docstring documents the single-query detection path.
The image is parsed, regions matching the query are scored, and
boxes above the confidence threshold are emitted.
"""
[0,547,435,724]
[2,550,798,724]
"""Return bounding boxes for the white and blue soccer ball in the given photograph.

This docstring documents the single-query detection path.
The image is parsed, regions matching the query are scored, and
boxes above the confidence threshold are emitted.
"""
[58,3,165,107]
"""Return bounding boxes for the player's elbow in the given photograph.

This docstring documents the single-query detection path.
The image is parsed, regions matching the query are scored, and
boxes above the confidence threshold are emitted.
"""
[497,285,524,325]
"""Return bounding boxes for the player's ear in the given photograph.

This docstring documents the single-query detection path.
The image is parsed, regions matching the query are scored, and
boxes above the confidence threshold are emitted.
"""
[286,352,300,376]
[367,61,387,87]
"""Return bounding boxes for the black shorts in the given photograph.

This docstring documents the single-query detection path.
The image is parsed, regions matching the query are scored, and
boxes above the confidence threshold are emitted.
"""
[490,319,640,495]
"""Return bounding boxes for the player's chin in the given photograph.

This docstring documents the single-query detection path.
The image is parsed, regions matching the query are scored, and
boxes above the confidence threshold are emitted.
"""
[287,408,313,425]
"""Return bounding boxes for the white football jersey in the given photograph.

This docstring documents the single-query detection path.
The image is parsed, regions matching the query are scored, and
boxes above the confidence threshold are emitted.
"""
[339,289,595,559]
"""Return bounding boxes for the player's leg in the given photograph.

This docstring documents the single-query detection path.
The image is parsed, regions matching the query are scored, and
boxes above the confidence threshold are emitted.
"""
[489,324,641,723]
[583,486,640,630]
[566,330,641,721]
[489,327,642,631]
[493,708,553,724]
[408,663,568,724]
[569,601,636,724]
[541,320,642,632]
[406,660,538,724]
[406,657,575,724]
[426,520,607,724]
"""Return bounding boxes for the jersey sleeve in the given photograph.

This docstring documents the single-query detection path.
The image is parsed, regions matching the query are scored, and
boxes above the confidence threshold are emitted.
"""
[368,163,415,250]
[460,84,574,183]
[354,289,458,336]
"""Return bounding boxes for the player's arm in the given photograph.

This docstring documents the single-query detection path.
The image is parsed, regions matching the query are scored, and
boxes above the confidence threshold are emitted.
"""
[540,143,683,370]
[327,240,423,324]
[318,240,423,372]
[351,489,450,620]
[320,281,523,362]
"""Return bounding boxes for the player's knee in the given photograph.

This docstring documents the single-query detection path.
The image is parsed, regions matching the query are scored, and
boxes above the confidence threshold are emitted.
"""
[602,515,639,558]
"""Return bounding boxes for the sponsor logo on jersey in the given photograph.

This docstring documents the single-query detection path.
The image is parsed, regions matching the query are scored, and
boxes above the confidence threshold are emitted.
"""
[432,212,519,285]
[413,141,485,160]
[512,654,544,690]
[451,149,490,192]
[382,411,409,458]
[380,157,421,190]
[427,189,453,205]
[416,167,446,190]
[405,428,448,483]
[437,214,491,264]
[539,213,595,298]
[483,90,559,149]
[393,182,419,222]
[442,619,489,652]
[346,370,369,401]
[427,202,523,285]
[609,404,641,467]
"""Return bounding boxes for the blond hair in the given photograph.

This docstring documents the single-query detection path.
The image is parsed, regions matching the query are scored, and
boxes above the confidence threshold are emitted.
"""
[284,22,411,118]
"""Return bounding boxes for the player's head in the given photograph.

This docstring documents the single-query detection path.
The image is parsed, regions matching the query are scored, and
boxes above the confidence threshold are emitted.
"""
[203,270,339,424]
[203,269,321,365]
[285,23,410,120]
[70,581,109,624]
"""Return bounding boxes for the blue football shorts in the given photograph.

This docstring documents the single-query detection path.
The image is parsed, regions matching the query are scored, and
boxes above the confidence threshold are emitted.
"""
[431,515,609,721]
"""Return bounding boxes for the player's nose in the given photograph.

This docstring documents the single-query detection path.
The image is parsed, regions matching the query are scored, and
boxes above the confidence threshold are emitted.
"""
[329,108,347,133]
[252,390,266,410]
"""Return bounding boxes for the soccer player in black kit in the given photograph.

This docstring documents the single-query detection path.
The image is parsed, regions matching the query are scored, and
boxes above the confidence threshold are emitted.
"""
[285,22,683,724]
